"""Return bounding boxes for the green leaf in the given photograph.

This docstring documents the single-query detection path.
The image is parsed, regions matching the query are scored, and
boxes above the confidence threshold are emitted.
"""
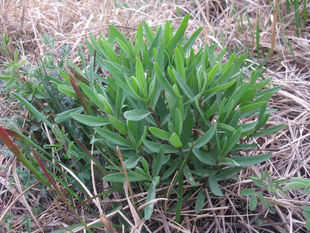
[54,107,83,123]
[13,93,53,128]
[135,57,148,97]
[231,153,272,167]
[240,189,255,196]
[124,109,151,121]
[195,123,217,148]
[222,128,241,155]
[209,176,223,196]
[240,101,267,113]
[0,75,13,79]
[141,157,151,177]
[184,27,202,53]
[284,178,310,191]
[58,84,77,97]
[215,167,241,181]
[95,128,132,148]
[103,171,150,182]
[175,47,186,81]
[169,133,182,148]
[149,127,170,140]
[252,124,286,137]
[192,148,216,165]
[143,21,155,46]
[218,123,235,133]
[171,67,194,99]
[184,164,199,186]
[143,140,177,153]
[167,14,190,51]
[124,155,141,169]
[108,115,127,135]
[71,113,109,127]
[144,177,158,220]
[79,82,106,112]
[204,79,237,95]
[182,111,194,144]
[174,107,183,136]
[249,194,258,211]
[257,193,267,208]
[195,189,205,214]
[154,62,175,97]
[152,146,168,177]
[115,37,133,60]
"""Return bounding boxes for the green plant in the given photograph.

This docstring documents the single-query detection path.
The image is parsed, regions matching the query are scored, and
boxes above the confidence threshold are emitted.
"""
[241,171,287,212]
[0,14,285,225]
[285,178,310,230]
[241,174,310,230]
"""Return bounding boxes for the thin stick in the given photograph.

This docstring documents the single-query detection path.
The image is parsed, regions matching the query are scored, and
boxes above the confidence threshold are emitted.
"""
[116,146,137,211]
[0,182,40,223]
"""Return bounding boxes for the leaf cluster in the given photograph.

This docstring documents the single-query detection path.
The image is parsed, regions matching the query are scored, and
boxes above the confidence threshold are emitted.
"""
[0,15,285,221]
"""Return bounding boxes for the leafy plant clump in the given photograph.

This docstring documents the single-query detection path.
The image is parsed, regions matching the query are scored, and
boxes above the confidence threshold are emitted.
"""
[1,14,285,222]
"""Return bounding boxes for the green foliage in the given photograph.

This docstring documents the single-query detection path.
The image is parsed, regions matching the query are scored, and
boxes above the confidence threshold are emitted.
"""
[0,14,284,223]
[241,172,287,212]
[241,173,310,230]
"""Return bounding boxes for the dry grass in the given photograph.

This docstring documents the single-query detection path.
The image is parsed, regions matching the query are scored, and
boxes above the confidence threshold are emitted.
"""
[0,0,309,232]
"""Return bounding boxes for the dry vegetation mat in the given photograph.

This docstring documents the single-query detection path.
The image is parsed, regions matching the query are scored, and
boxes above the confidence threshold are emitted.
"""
[0,0,310,232]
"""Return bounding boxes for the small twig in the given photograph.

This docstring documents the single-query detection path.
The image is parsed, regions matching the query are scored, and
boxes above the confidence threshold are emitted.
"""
[116,146,138,212]
[0,181,40,223]
[205,189,223,233]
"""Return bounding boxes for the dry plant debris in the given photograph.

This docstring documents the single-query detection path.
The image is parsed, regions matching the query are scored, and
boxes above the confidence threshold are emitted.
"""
[0,0,309,232]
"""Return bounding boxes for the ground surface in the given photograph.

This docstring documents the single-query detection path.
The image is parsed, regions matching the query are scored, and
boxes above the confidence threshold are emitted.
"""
[0,0,310,232]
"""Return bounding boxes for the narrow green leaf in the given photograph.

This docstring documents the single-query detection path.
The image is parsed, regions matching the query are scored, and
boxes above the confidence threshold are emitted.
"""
[240,189,255,196]
[171,67,194,99]
[204,79,237,95]
[149,127,170,140]
[167,14,190,51]
[108,115,127,135]
[184,27,202,53]
[154,62,175,96]
[124,154,141,169]
[231,153,272,167]
[184,164,199,186]
[144,177,158,220]
[152,146,168,177]
[284,178,310,191]
[169,133,182,148]
[103,171,150,182]
[79,82,106,112]
[175,47,186,81]
[240,101,267,113]
[143,21,155,46]
[124,109,151,121]
[135,57,148,97]
[252,124,286,137]
[0,75,13,79]
[71,113,109,127]
[249,194,258,211]
[222,128,241,155]
[143,140,177,153]
[195,189,205,214]
[54,107,83,123]
[218,123,235,133]
[209,176,223,196]
[174,107,183,136]
[195,123,217,148]
[192,148,216,165]
[13,93,53,128]
[95,128,132,148]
